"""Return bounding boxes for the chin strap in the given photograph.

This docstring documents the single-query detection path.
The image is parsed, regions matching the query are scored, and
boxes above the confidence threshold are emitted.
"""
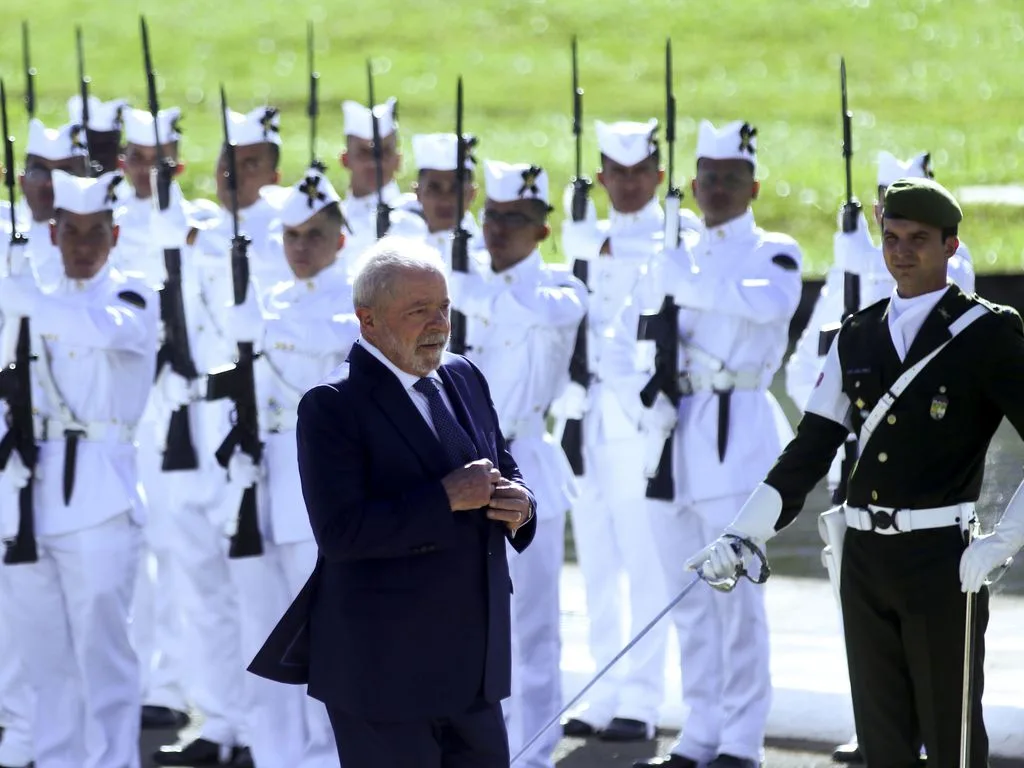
[701,534,772,593]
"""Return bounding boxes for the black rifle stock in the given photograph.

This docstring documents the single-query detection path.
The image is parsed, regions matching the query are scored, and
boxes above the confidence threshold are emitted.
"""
[366,60,391,239]
[0,79,38,564]
[449,76,470,356]
[140,16,200,472]
[204,85,263,559]
[560,35,592,477]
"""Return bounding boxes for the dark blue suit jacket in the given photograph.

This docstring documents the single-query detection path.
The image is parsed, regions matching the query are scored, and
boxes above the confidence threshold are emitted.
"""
[248,343,536,721]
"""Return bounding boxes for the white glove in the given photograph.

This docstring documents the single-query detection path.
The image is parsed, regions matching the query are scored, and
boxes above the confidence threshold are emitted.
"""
[833,209,876,277]
[549,382,589,421]
[6,241,30,278]
[150,195,190,251]
[638,392,678,478]
[561,182,598,224]
[659,250,711,311]
[155,366,195,411]
[0,275,40,319]
[227,450,259,489]
[3,450,32,491]
[560,219,606,263]
[224,286,264,345]
[685,483,783,581]
[960,485,1024,593]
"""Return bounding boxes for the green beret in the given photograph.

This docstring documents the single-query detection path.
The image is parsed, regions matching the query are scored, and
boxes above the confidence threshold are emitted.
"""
[883,177,963,229]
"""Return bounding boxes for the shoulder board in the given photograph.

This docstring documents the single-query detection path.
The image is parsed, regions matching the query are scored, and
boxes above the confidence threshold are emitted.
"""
[971,294,1020,329]
[845,296,890,328]
[117,290,147,309]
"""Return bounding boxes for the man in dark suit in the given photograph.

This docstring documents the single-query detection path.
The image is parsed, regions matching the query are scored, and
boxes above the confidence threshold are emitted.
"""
[249,235,537,767]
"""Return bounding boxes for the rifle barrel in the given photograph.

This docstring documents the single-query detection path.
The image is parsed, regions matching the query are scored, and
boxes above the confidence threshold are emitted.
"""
[220,85,241,242]
[841,57,853,204]
[666,38,676,191]
[308,22,319,167]
[572,35,582,179]
[22,22,35,121]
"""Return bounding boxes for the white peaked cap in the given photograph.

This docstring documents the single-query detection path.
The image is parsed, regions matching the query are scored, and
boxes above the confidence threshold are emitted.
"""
[224,106,282,147]
[123,107,182,147]
[276,167,343,228]
[26,119,88,161]
[67,95,129,132]
[876,151,933,188]
[412,133,476,172]
[52,170,123,214]
[343,97,398,140]
[696,119,758,170]
[596,119,659,166]
[484,160,551,206]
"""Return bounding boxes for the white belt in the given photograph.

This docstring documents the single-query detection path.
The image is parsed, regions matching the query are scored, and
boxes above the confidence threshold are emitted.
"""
[680,369,763,395]
[35,416,137,444]
[504,413,547,442]
[844,503,974,535]
[265,407,298,434]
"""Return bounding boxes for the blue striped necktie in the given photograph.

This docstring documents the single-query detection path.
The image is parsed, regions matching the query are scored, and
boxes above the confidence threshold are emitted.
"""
[413,377,478,469]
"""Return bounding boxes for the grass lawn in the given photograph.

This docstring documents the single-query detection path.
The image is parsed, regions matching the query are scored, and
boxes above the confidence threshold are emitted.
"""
[2,0,1023,275]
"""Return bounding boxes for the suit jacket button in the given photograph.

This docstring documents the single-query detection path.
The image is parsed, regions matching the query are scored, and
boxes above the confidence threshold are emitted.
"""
[887,415,897,425]
[878,452,888,463]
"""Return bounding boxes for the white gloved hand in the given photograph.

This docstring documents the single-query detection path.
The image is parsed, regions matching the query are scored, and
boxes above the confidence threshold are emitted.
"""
[833,209,876,277]
[561,182,598,224]
[638,392,678,478]
[3,450,32,491]
[549,382,589,421]
[7,241,30,278]
[227,450,260,489]
[0,275,41,318]
[155,366,195,411]
[560,219,606,263]
[685,483,783,581]
[150,197,190,251]
[659,250,711,311]
[960,485,1024,592]
[224,286,264,345]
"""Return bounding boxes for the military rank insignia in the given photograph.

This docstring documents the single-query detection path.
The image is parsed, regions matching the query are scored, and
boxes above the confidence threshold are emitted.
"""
[930,393,949,420]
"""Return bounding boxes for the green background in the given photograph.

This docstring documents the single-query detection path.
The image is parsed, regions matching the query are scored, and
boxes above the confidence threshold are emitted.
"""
[2,0,1023,274]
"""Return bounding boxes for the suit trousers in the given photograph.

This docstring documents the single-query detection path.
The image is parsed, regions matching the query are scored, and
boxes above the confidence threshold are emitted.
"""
[841,528,989,768]
[327,699,509,768]
[648,495,771,764]
[232,538,338,768]
[5,512,142,768]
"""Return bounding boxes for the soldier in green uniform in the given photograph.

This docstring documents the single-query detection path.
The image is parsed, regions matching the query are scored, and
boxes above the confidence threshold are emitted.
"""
[687,178,1024,768]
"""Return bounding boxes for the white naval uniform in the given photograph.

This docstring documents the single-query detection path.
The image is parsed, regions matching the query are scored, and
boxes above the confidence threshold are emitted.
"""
[233,261,357,768]
[15,200,63,292]
[1,263,158,768]
[0,201,35,768]
[340,181,427,275]
[560,197,674,730]
[633,209,802,763]
[450,250,586,768]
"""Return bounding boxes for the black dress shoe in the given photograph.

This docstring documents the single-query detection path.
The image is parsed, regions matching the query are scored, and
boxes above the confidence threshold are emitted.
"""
[562,717,599,737]
[599,717,653,742]
[707,755,758,768]
[831,740,863,764]
[141,704,191,731]
[153,737,234,766]
[633,755,698,768]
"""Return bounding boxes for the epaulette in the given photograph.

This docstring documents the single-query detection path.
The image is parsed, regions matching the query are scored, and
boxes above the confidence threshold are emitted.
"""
[843,296,890,330]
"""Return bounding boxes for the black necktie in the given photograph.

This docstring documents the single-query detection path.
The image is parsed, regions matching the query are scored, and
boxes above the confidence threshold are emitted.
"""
[413,377,478,469]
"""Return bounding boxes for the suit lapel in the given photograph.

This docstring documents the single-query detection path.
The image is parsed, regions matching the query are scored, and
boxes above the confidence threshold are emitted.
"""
[900,286,961,370]
[438,363,492,462]
[350,344,450,479]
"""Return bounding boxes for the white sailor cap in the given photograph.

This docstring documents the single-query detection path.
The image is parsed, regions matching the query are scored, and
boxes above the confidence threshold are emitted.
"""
[275,166,343,228]
[484,160,551,207]
[123,107,182,147]
[67,95,129,133]
[52,169,123,214]
[343,97,398,141]
[596,119,659,166]
[696,119,758,170]
[224,106,282,147]
[26,119,89,161]
[877,151,933,188]
[412,133,477,172]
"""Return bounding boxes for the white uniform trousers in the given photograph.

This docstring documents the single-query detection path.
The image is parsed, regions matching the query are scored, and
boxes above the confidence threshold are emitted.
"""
[132,432,188,712]
[504,513,564,768]
[5,512,142,768]
[231,538,338,768]
[648,494,771,764]
[172,491,249,748]
[568,436,669,728]
[0,557,35,767]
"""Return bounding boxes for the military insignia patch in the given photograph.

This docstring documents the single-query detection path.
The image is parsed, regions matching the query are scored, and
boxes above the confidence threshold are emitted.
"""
[518,165,543,198]
[930,394,949,420]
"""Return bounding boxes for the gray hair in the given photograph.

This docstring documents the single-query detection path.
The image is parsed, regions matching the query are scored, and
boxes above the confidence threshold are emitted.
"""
[352,236,447,309]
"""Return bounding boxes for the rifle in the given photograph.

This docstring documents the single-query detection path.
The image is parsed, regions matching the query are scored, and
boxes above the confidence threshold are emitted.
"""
[366,59,390,239]
[22,22,36,121]
[559,34,592,477]
[664,38,684,249]
[0,79,39,564]
[307,22,322,170]
[140,16,200,472]
[448,76,471,356]
[204,85,263,559]
[75,26,96,177]
[637,296,681,501]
